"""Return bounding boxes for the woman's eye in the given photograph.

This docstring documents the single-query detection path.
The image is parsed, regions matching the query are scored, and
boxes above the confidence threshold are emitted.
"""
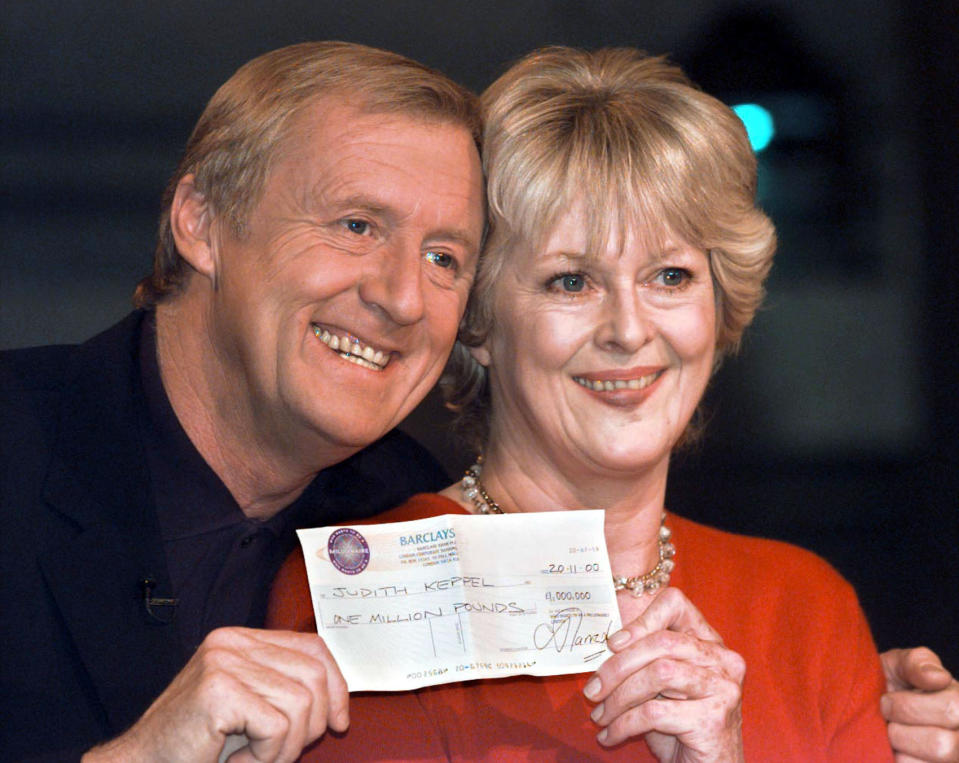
[550,273,586,293]
[656,268,690,287]
[343,219,371,235]
[425,250,456,270]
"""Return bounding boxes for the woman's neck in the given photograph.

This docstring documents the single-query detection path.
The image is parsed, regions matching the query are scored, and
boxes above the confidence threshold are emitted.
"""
[446,437,671,579]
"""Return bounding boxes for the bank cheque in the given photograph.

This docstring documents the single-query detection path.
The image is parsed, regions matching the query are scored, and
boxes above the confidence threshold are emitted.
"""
[296,510,621,691]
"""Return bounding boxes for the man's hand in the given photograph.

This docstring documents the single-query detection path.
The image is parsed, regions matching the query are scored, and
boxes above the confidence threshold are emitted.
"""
[881,647,959,762]
[83,627,349,763]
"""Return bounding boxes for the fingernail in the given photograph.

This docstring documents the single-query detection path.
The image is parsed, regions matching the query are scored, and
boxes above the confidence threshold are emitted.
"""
[920,662,948,677]
[590,702,604,723]
[596,728,609,745]
[583,676,601,699]
[608,630,630,649]
[879,695,891,718]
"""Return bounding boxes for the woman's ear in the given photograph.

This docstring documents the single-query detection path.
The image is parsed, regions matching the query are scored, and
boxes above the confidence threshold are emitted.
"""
[169,174,217,284]
[468,344,492,367]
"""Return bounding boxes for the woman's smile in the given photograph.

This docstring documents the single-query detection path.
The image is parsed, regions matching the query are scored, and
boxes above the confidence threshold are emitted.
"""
[571,368,666,406]
[571,367,665,391]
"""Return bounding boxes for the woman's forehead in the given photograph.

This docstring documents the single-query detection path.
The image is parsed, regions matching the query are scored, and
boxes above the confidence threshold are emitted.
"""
[529,203,687,259]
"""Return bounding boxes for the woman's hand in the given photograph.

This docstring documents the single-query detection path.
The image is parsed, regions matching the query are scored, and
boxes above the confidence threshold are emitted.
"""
[881,647,959,762]
[583,587,745,762]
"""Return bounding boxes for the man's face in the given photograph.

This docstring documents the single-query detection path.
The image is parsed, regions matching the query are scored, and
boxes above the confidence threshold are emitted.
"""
[205,100,485,456]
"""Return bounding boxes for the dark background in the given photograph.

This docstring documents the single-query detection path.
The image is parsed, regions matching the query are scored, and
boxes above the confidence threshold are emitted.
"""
[3,0,956,669]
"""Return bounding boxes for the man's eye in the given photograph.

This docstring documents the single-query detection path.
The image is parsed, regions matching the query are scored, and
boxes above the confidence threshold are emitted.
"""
[549,273,586,292]
[344,219,371,235]
[425,251,456,270]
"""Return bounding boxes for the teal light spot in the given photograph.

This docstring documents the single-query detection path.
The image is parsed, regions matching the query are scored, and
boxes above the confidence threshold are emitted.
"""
[733,103,775,152]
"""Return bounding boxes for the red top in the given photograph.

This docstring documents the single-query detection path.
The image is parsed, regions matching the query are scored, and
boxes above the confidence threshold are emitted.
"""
[268,494,893,762]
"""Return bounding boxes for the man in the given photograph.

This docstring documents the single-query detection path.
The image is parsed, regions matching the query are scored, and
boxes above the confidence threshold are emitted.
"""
[1,41,484,761]
[1,41,955,762]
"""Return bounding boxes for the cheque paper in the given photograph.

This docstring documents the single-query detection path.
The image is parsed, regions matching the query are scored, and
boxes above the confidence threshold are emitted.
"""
[296,510,621,691]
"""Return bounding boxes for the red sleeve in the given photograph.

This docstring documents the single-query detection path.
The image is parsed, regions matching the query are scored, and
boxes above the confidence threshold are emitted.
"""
[671,515,894,760]
[822,583,894,761]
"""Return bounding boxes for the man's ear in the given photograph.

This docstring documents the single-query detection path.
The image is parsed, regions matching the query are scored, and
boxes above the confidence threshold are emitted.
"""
[468,343,491,367]
[169,174,217,284]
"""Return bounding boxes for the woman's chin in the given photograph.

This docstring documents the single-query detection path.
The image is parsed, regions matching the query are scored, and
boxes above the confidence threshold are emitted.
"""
[575,441,672,478]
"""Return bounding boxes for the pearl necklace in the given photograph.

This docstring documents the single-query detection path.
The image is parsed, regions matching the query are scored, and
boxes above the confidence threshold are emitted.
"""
[459,460,676,597]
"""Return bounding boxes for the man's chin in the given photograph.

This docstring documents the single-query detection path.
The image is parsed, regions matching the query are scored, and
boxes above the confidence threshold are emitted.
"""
[303,411,402,453]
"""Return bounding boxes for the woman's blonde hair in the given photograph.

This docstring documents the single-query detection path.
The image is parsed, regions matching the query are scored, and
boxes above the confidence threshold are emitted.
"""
[135,41,481,307]
[443,46,776,452]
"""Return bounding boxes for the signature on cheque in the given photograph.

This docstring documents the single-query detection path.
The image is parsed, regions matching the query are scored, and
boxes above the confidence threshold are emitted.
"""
[533,607,613,661]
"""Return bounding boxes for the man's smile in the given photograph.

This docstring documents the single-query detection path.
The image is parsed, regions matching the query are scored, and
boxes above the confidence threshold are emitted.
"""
[312,324,390,371]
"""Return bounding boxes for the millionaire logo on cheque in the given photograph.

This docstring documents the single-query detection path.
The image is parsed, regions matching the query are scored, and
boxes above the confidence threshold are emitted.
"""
[327,528,370,575]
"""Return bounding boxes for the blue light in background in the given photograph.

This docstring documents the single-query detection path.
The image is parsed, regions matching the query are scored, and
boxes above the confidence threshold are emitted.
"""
[733,103,775,152]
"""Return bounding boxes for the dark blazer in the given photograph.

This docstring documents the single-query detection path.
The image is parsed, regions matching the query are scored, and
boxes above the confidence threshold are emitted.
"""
[0,312,448,761]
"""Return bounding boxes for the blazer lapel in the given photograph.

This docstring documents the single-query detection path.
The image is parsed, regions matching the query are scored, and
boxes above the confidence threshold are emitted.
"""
[37,313,184,733]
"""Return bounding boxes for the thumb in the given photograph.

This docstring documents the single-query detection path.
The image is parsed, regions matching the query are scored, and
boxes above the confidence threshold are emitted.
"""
[881,647,952,693]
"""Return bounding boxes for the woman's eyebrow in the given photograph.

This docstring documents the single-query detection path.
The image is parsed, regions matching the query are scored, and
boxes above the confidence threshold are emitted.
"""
[540,250,590,263]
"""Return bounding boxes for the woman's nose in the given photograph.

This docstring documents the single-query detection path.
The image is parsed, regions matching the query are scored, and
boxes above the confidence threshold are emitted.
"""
[595,289,654,354]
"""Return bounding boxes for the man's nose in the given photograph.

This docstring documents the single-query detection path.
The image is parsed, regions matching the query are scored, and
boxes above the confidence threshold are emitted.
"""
[358,240,427,326]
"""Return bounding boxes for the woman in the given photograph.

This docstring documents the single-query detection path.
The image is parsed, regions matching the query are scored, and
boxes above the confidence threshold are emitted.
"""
[269,47,893,760]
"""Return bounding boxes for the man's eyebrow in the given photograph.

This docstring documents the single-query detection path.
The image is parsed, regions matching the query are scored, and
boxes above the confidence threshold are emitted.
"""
[427,228,480,252]
[322,192,390,217]
[322,191,480,250]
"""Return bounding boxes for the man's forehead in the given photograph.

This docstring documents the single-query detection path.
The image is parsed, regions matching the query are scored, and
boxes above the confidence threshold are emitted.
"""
[264,98,483,242]
[283,95,469,154]
[272,102,477,191]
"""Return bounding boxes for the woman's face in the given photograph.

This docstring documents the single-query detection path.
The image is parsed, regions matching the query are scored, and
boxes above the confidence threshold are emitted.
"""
[476,206,716,478]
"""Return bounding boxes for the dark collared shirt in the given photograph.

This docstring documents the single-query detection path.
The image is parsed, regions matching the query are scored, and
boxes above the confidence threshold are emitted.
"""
[138,317,326,653]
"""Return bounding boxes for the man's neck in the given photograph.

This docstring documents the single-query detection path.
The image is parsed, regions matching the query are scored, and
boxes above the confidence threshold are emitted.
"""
[153,297,355,519]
